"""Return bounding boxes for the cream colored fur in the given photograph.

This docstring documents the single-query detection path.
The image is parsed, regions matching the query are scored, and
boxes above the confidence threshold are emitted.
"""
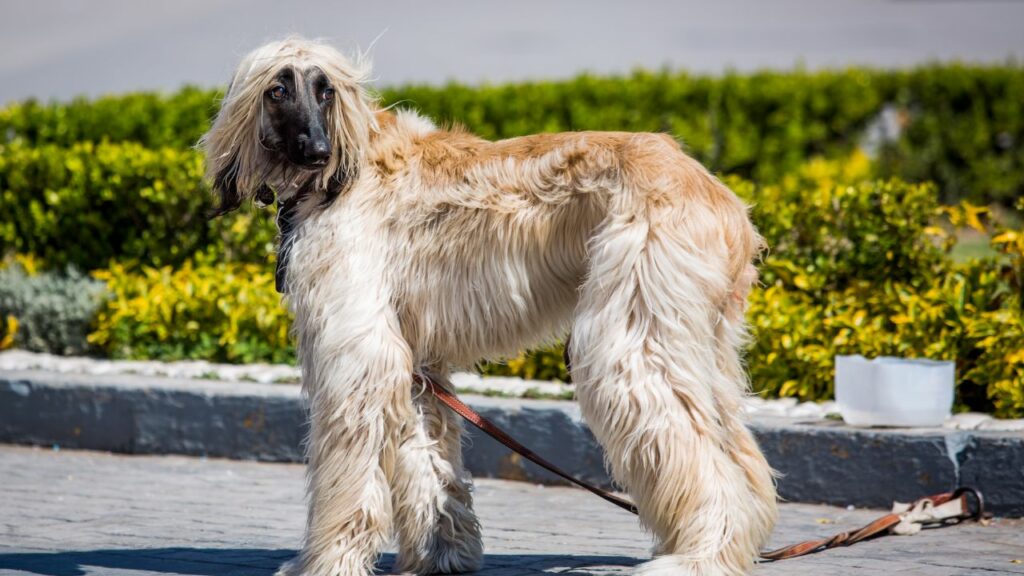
[202,38,778,576]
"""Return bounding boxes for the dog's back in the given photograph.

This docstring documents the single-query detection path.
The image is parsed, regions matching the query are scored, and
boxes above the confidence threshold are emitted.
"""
[344,113,762,371]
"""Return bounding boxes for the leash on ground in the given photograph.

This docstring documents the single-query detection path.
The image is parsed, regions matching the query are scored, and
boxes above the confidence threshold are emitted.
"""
[415,373,987,562]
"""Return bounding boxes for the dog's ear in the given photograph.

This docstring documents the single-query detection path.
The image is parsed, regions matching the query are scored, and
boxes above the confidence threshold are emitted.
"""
[209,156,243,218]
[209,161,275,217]
[275,195,301,294]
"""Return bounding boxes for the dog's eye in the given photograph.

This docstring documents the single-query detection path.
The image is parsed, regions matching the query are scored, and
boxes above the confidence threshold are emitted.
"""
[268,86,286,101]
[321,87,335,103]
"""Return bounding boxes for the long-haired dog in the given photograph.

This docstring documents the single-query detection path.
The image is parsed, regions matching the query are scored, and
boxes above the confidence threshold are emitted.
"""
[201,38,777,576]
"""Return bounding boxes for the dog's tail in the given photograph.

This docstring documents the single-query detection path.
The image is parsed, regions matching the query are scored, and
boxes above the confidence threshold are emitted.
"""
[569,137,776,575]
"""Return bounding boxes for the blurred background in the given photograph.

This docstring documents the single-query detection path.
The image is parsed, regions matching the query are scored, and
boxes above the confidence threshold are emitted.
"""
[1,0,1024,418]
[2,0,1023,103]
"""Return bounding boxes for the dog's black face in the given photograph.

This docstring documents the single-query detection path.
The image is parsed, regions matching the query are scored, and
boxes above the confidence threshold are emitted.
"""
[261,66,334,168]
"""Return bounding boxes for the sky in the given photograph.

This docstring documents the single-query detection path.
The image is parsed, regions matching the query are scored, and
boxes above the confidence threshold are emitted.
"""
[1,0,1023,104]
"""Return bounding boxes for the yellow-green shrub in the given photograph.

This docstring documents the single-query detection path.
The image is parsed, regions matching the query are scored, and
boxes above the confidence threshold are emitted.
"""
[89,261,293,364]
[86,263,1022,416]
[974,206,1024,417]
[964,306,1024,419]
[734,164,1024,416]
[745,267,1023,416]
[480,343,569,382]
[732,156,948,293]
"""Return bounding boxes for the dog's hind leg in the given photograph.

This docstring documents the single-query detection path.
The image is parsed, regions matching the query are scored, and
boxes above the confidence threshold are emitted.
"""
[712,264,778,570]
[392,370,483,575]
[570,202,777,575]
[278,306,416,576]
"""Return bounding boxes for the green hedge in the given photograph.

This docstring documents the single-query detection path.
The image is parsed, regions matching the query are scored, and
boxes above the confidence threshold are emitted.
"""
[2,64,1022,204]
[0,86,220,149]
[0,141,276,270]
[731,154,949,294]
[388,69,885,182]
[877,65,1024,205]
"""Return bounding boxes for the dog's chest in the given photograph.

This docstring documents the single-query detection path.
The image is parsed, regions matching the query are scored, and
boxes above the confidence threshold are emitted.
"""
[284,202,391,297]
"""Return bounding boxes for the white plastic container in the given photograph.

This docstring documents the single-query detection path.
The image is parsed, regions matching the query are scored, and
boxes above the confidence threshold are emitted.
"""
[834,355,955,427]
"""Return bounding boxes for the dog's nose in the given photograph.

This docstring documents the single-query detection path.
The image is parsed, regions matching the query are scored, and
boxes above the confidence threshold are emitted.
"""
[299,136,331,165]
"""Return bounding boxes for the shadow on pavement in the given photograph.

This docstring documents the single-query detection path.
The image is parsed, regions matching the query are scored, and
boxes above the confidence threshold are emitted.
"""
[0,548,643,575]
[0,548,294,576]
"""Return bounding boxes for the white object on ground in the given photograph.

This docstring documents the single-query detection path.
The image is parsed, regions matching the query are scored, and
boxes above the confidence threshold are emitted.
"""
[835,355,954,427]
[889,497,968,536]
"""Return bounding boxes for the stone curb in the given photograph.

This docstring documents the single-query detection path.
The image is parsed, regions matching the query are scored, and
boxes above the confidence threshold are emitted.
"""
[1,369,1021,516]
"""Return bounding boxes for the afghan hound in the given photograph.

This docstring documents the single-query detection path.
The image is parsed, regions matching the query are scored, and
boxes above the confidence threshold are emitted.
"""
[200,38,777,576]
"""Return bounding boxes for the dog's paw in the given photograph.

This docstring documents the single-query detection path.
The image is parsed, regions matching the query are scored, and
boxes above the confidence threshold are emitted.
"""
[430,537,484,574]
[396,533,483,575]
[395,547,483,575]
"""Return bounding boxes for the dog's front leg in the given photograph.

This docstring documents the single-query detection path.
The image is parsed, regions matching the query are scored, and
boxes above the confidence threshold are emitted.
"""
[278,308,415,576]
[392,370,483,574]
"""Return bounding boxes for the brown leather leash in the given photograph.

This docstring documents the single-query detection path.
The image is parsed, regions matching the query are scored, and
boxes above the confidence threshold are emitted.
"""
[758,487,984,560]
[416,373,986,561]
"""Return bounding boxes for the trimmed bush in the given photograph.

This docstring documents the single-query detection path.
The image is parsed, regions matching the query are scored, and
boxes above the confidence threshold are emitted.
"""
[877,64,1024,205]
[0,263,107,355]
[0,141,277,270]
[89,261,293,364]
[745,264,1024,417]
[731,154,948,294]
[389,69,885,182]
[2,67,1022,415]
[0,86,220,149]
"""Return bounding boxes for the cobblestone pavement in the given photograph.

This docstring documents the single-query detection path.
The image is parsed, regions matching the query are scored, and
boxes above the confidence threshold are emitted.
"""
[0,446,1021,576]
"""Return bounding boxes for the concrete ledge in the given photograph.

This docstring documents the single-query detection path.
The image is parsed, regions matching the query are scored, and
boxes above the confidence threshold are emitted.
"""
[2,369,1021,515]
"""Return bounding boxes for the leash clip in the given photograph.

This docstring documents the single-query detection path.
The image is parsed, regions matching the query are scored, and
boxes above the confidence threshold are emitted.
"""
[951,486,986,522]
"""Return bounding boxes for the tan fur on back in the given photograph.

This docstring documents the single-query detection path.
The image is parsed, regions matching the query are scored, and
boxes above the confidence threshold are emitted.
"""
[341,114,762,367]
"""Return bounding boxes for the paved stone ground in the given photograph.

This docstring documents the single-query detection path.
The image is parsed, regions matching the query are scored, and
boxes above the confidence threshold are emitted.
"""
[0,446,1021,576]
